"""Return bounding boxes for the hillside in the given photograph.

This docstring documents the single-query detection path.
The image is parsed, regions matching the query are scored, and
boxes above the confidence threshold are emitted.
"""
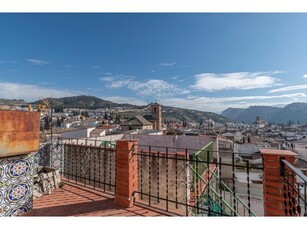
[2,95,231,124]
[33,95,141,109]
[0,99,27,109]
[0,99,27,106]
[33,95,121,109]
[35,95,231,124]
[221,108,245,121]
[272,103,307,124]
[221,103,307,124]
[163,106,231,124]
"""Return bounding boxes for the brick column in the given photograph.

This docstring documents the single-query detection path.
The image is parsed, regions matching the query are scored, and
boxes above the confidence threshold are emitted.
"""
[259,149,297,216]
[114,139,139,208]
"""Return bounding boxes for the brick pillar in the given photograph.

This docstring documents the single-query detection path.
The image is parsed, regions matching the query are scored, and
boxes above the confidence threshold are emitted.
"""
[114,139,139,208]
[259,149,297,216]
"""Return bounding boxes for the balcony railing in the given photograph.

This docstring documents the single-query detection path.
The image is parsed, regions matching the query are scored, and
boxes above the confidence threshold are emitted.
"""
[132,144,262,216]
[34,138,116,195]
[280,158,307,216]
[34,138,264,216]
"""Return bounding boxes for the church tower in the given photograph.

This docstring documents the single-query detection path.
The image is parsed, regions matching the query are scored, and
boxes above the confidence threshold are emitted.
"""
[151,103,162,130]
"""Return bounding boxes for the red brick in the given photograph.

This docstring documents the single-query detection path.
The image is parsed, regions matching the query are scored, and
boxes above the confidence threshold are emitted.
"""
[262,150,297,216]
[265,193,285,202]
[264,161,281,168]
[114,196,134,208]
[263,155,280,161]
[264,174,284,182]
[264,180,284,189]
[266,207,286,216]
[264,187,282,196]
[264,167,280,175]
[115,140,139,208]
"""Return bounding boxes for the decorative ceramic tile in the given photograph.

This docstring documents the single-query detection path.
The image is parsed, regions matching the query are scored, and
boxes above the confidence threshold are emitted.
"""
[33,143,51,168]
[34,142,63,173]
[0,154,33,217]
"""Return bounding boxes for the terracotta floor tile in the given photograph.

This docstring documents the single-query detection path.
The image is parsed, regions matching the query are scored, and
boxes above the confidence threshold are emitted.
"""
[33,182,173,217]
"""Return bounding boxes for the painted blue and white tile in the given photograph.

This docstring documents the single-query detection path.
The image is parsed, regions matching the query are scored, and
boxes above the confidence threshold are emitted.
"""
[0,154,34,217]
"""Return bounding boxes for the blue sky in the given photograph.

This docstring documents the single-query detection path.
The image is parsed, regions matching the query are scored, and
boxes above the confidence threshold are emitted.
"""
[1,13,307,113]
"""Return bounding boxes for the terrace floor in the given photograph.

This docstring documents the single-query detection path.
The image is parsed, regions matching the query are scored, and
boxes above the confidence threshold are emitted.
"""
[32,182,173,217]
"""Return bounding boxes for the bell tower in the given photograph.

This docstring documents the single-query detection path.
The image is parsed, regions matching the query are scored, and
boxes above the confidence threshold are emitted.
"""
[151,103,162,130]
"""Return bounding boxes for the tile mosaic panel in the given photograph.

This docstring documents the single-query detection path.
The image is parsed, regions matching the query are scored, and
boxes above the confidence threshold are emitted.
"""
[34,142,63,173]
[0,154,33,217]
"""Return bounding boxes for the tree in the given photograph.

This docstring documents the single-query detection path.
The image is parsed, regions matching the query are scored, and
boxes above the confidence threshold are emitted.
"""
[56,117,61,127]
[81,111,89,117]
[104,113,108,120]
[44,116,50,130]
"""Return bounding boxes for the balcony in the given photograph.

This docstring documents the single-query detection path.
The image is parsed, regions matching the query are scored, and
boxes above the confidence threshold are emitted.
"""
[31,139,254,216]
[4,137,305,217]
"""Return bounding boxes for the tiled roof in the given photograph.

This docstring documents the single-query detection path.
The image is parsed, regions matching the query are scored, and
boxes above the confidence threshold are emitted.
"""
[143,115,156,122]
[121,116,152,126]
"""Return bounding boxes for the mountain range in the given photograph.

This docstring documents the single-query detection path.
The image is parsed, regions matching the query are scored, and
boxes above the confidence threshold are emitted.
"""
[37,96,232,124]
[221,102,307,124]
[0,95,231,124]
[3,96,306,125]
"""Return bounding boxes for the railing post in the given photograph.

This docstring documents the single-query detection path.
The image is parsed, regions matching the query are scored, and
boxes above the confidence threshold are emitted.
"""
[259,149,297,216]
[114,139,139,208]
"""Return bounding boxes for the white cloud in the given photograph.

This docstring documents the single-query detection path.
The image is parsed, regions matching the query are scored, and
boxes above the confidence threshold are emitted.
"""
[129,79,190,96]
[100,77,114,82]
[101,76,189,97]
[303,74,307,79]
[160,62,177,67]
[92,66,100,69]
[107,79,133,89]
[102,96,146,106]
[62,64,71,68]
[0,82,77,101]
[192,72,280,91]
[269,84,307,93]
[159,93,306,113]
[25,58,49,65]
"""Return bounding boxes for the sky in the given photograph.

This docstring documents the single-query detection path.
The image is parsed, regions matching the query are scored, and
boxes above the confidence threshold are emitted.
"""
[1,13,307,113]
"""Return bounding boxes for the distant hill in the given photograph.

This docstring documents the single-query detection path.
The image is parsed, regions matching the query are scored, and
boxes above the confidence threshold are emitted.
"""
[272,103,307,124]
[221,102,307,124]
[1,95,231,124]
[33,95,231,124]
[33,95,140,109]
[0,99,27,105]
[0,99,27,109]
[162,106,231,124]
[221,108,245,121]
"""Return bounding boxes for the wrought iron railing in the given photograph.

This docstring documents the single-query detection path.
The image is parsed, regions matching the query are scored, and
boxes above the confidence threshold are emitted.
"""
[34,138,116,194]
[132,144,262,216]
[34,139,265,216]
[187,158,256,216]
[280,159,307,216]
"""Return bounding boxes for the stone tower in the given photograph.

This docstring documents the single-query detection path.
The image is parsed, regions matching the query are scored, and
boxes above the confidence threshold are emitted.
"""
[151,103,162,130]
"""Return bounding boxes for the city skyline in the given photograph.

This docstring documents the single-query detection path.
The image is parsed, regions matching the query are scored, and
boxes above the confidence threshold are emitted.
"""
[1,13,307,113]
